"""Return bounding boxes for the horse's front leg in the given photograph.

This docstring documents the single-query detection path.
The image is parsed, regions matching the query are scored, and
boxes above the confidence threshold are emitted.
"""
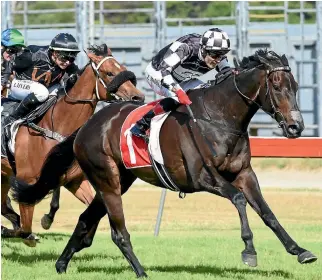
[18,203,40,247]
[198,167,257,266]
[41,187,61,230]
[233,166,317,264]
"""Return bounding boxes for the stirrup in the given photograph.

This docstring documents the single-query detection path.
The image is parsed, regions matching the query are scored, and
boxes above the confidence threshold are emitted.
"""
[130,125,149,143]
[131,125,145,137]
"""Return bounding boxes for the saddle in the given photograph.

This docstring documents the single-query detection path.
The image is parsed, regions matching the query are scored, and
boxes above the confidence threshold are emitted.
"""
[1,93,60,157]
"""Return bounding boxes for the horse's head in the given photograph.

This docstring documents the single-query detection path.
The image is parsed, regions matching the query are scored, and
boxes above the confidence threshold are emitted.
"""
[239,50,303,138]
[87,44,145,102]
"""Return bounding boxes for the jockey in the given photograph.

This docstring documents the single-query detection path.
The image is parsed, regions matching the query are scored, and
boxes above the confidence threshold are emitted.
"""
[2,32,80,132]
[1,28,26,92]
[131,27,233,139]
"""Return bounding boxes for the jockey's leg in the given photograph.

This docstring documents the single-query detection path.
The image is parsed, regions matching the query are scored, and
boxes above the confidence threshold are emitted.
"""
[4,80,49,137]
[130,98,180,139]
[131,62,180,139]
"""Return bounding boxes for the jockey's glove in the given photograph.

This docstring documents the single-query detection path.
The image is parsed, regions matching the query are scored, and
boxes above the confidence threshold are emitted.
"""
[175,89,192,105]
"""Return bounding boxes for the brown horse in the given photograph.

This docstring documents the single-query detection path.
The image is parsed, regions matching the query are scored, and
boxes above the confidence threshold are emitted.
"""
[12,49,317,276]
[2,73,21,236]
[3,44,144,246]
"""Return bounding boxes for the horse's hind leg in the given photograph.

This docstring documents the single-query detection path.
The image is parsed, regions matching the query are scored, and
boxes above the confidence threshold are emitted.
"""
[56,194,106,274]
[56,166,145,277]
[41,179,94,230]
[233,167,317,264]
[1,175,21,237]
[99,167,147,277]
[65,179,94,206]
[41,187,61,230]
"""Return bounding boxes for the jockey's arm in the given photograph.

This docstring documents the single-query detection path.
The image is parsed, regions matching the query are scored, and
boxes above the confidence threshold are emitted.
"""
[12,49,32,71]
[215,56,230,73]
[66,63,80,76]
[159,43,191,92]
[64,63,80,91]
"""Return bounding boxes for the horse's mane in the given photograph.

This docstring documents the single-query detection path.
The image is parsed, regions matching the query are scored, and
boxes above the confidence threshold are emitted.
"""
[77,44,112,75]
[237,49,289,71]
[88,43,111,57]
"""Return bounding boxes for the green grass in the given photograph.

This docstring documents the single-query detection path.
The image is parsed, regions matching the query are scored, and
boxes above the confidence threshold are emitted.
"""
[251,158,322,170]
[2,230,321,280]
[2,188,322,279]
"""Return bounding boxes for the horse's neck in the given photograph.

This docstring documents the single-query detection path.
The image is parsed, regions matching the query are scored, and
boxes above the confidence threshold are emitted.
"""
[194,68,261,132]
[41,65,98,135]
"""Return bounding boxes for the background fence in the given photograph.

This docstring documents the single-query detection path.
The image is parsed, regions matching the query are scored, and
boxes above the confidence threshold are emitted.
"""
[1,1,322,137]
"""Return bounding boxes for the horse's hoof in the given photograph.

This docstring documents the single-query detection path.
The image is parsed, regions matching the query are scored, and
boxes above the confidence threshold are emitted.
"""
[23,233,40,247]
[242,252,257,267]
[138,271,148,278]
[56,261,67,274]
[298,251,317,264]
[41,214,53,230]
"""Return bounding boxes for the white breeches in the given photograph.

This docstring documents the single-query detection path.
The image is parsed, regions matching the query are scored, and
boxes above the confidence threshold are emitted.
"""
[8,79,60,102]
[145,62,203,101]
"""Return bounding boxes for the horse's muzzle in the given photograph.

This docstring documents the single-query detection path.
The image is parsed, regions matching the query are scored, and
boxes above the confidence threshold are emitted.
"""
[284,122,304,138]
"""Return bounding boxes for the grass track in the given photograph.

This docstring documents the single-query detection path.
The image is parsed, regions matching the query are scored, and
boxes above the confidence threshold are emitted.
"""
[2,187,322,279]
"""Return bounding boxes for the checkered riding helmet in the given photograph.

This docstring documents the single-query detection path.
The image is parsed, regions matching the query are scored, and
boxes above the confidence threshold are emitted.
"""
[200,28,230,55]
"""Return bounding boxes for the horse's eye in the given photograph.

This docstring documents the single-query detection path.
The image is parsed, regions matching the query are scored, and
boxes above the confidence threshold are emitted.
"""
[106,72,113,77]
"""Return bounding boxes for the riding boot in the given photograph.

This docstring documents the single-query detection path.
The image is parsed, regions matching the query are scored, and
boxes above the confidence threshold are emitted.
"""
[130,102,166,140]
[3,92,40,138]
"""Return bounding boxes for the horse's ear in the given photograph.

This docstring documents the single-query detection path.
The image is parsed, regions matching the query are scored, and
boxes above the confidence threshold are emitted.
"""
[107,47,112,56]
[87,52,100,64]
[233,57,241,68]
[281,54,289,66]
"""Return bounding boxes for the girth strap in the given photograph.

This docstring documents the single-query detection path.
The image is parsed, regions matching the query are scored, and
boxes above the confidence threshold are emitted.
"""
[27,122,66,142]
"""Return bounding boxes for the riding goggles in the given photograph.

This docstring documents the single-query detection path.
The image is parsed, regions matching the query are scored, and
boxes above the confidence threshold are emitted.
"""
[56,51,77,63]
[206,49,229,60]
[5,46,23,55]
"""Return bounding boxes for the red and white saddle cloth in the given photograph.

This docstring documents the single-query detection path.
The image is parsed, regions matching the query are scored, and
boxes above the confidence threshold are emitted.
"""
[120,100,170,169]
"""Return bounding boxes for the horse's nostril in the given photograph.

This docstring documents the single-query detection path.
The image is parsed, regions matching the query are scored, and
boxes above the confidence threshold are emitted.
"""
[131,95,144,102]
[288,124,301,135]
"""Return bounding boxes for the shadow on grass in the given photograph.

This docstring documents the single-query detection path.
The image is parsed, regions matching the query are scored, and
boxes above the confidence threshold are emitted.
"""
[2,250,123,265]
[1,232,70,244]
[78,264,292,279]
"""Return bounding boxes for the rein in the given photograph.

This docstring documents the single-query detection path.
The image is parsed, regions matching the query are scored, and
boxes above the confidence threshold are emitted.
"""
[233,65,291,129]
[185,64,291,157]
[64,55,119,103]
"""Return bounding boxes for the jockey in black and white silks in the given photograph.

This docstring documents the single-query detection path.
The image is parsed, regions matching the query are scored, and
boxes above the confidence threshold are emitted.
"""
[131,28,234,140]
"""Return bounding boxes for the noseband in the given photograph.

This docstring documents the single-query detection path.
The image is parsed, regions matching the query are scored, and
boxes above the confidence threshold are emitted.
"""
[233,65,291,128]
[64,56,122,103]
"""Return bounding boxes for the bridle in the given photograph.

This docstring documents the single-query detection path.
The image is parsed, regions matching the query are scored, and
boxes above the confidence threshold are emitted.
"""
[233,65,291,128]
[64,55,122,103]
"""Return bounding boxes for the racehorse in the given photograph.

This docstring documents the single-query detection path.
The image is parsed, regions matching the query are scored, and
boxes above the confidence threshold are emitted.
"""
[3,44,144,246]
[11,49,317,276]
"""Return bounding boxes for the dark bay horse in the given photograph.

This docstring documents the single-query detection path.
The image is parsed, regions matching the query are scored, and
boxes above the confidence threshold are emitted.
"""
[3,44,144,245]
[12,50,317,276]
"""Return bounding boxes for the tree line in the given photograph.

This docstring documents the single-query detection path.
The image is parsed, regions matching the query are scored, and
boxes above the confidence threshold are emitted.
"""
[12,1,316,26]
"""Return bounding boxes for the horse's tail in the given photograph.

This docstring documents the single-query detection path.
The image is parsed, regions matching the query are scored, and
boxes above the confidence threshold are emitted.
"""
[11,128,79,205]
